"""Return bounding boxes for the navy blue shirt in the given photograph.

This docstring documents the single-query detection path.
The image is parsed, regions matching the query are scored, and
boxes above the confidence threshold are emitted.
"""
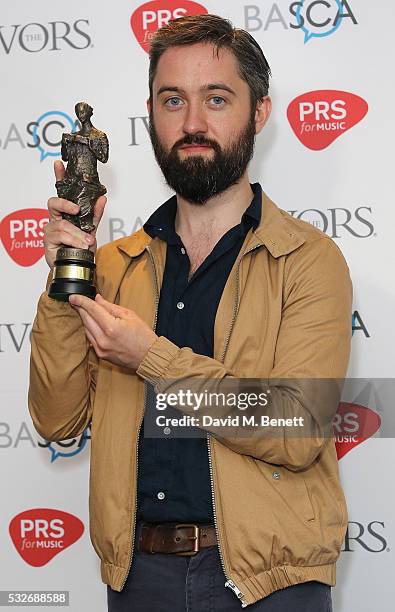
[136,183,262,523]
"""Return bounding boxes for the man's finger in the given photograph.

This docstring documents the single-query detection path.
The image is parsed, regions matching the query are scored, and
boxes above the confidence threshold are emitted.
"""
[71,302,105,341]
[50,223,93,250]
[95,294,126,318]
[69,294,112,332]
[69,294,95,308]
[47,197,80,221]
[54,160,65,182]
[84,327,100,353]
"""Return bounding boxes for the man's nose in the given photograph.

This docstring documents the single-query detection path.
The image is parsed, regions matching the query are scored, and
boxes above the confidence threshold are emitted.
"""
[182,102,208,135]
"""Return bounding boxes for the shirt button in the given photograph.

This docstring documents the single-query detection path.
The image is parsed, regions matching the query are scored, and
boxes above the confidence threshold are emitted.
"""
[177,301,184,310]
[180,247,186,255]
[272,471,280,480]
[157,491,165,500]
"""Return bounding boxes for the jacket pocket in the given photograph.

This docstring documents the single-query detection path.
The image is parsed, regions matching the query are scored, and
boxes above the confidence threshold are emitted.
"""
[292,472,315,522]
[259,463,316,523]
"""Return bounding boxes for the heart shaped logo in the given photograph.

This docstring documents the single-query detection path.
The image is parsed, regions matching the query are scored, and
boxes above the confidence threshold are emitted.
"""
[334,402,381,460]
[0,208,49,266]
[131,0,208,54]
[9,508,84,567]
[287,90,368,150]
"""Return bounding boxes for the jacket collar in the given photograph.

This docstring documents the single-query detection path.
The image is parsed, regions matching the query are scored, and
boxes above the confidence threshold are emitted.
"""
[117,187,306,260]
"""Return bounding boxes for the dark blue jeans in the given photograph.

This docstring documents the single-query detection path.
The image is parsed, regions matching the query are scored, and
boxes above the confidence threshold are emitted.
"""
[107,523,332,611]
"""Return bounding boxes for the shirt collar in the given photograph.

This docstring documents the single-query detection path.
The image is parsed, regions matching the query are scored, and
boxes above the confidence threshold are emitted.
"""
[143,183,262,242]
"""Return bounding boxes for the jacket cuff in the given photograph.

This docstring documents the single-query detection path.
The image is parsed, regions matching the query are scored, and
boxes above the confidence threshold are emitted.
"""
[136,336,180,385]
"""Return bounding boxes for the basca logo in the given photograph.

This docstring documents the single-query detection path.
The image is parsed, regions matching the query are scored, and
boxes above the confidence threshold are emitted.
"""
[131,0,208,53]
[41,427,91,462]
[0,209,49,266]
[0,421,90,462]
[342,521,388,553]
[32,110,79,161]
[334,402,381,460]
[9,509,84,566]
[287,206,374,238]
[244,1,357,43]
[0,111,79,160]
[287,90,368,150]
[0,19,91,54]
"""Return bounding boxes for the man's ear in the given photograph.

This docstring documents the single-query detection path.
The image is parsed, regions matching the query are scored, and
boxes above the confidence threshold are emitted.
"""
[146,98,151,115]
[255,96,272,135]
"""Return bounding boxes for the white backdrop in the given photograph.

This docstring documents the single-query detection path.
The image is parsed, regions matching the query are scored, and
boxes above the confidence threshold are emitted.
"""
[1,1,394,610]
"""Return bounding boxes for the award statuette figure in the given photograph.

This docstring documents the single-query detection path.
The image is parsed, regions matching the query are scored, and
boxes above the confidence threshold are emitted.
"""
[48,101,109,301]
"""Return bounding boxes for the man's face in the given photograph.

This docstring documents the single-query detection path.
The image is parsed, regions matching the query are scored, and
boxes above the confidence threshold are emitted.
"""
[148,43,269,204]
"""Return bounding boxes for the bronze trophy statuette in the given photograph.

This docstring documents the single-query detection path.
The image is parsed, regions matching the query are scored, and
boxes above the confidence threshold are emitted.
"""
[48,101,109,302]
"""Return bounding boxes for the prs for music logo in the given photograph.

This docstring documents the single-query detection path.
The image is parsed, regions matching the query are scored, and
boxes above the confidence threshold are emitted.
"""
[287,90,368,150]
[9,509,84,566]
[334,402,381,459]
[0,209,49,266]
[131,0,208,53]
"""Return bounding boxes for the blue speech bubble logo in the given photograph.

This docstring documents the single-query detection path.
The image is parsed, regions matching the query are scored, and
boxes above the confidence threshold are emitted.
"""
[295,0,343,44]
[47,428,89,462]
[32,110,78,162]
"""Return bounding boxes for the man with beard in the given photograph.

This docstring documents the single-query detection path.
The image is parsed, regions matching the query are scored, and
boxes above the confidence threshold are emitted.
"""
[29,13,352,612]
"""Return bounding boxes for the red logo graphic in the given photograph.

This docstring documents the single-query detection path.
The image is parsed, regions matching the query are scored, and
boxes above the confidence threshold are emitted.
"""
[0,209,49,266]
[9,509,84,566]
[287,90,368,150]
[334,402,381,460]
[131,0,208,53]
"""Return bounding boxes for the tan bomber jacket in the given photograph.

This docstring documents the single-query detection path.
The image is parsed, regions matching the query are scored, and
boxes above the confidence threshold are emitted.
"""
[28,190,352,607]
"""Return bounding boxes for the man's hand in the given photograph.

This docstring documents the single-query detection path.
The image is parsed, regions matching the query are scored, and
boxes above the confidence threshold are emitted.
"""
[69,293,158,371]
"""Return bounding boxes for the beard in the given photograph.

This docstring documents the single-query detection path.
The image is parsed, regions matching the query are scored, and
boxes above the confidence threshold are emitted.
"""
[149,110,256,205]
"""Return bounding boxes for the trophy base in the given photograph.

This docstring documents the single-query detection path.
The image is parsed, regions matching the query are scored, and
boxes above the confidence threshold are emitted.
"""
[48,247,96,302]
[48,279,96,302]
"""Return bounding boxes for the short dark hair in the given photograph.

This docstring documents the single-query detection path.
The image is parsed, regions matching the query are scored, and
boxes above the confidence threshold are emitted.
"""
[149,14,271,109]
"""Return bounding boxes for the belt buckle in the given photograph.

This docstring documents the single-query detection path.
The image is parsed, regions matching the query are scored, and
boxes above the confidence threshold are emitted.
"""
[174,523,199,556]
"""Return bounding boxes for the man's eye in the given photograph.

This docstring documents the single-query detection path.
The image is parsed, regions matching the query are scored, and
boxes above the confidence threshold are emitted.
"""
[165,97,182,107]
[210,96,225,106]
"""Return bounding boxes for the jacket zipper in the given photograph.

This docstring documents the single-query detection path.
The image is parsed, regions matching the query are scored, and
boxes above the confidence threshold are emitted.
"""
[207,242,262,609]
[120,245,160,590]
[121,240,262,603]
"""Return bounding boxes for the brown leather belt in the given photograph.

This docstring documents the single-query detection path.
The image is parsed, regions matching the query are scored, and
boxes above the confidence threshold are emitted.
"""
[137,523,217,556]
